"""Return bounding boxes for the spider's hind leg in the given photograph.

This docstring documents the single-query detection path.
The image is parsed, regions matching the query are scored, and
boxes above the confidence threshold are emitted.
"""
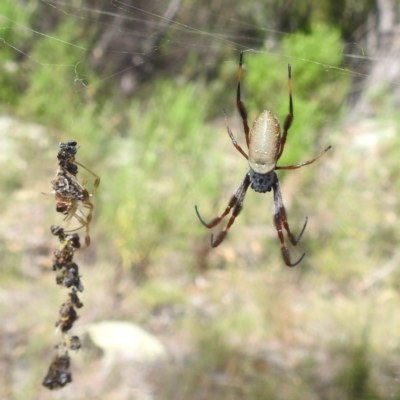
[272,179,306,267]
[74,160,100,196]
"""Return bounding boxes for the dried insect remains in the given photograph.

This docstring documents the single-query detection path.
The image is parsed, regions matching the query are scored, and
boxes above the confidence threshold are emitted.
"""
[42,140,99,390]
[52,140,100,247]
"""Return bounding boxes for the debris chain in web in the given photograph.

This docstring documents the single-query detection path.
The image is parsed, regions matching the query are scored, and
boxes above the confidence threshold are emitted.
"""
[42,140,99,390]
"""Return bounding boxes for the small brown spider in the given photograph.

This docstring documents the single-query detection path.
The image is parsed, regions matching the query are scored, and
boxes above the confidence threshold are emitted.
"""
[51,163,99,248]
[195,52,331,267]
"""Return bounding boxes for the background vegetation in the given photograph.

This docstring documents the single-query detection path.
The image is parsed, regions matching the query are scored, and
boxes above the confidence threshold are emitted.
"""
[1,0,400,399]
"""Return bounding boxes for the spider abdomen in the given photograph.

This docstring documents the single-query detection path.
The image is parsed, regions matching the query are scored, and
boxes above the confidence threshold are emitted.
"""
[249,170,277,193]
[248,110,281,174]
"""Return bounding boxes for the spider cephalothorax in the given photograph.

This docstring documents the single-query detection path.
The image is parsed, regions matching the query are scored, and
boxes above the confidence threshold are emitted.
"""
[249,170,277,193]
[195,51,331,267]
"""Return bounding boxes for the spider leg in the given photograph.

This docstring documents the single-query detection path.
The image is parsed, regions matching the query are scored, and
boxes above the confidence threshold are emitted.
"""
[211,174,251,247]
[73,160,101,196]
[82,200,94,225]
[63,203,92,248]
[80,202,94,247]
[62,202,78,223]
[223,109,248,160]
[237,51,250,148]
[275,146,332,170]
[83,230,90,248]
[276,64,293,161]
[64,222,84,234]
[272,179,306,267]
[195,174,251,247]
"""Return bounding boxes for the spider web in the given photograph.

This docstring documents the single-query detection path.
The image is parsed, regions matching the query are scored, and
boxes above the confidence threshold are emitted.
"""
[1,1,400,399]
[0,0,379,94]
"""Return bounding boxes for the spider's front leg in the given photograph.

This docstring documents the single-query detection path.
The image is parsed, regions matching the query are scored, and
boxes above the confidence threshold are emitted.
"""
[236,51,250,148]
[195,173,251,247]
[64,210,91,248]
[272,180,307,267]
[223,109,248,160]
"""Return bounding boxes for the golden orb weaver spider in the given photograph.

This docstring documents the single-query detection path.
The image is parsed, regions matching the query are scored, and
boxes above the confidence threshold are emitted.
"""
[195,52,331,266]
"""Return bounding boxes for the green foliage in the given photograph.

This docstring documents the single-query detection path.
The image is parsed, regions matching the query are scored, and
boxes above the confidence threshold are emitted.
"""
[322,0,376,39]
[98,80,222,271]
[0,161,24,201]
[333,343,378,400]
[172,325,278,400]
[0,1,35,107]
[17,17,97,124]
[0,240,22,280]
[3,2,400,399]
[139,279,187,309]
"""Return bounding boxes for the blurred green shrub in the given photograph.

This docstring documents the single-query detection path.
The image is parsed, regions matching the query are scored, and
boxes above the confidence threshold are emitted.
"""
[99,80,222,272]
[0,2,33,108]
[17,17,97,123]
